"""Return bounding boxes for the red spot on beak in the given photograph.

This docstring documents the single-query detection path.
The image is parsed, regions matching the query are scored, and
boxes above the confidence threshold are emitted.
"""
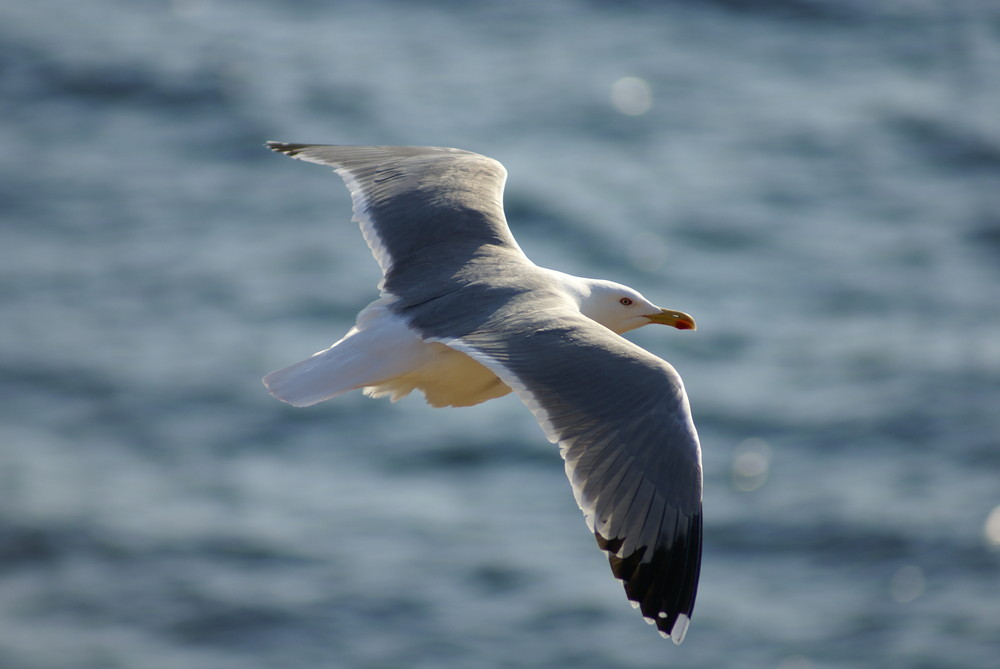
[646,309,697,331]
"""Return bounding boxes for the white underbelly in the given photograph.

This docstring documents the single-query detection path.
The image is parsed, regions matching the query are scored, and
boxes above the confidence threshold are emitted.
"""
[364,340,511,408]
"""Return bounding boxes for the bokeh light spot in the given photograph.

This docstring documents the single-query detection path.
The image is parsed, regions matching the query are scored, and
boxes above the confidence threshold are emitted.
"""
[611,76,653,116]
[984,505,1000,549]
[731,437,771,492]
[889,565,926,603]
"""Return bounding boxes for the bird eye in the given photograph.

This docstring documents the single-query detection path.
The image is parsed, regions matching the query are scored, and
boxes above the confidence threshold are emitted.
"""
[619,297,633,306]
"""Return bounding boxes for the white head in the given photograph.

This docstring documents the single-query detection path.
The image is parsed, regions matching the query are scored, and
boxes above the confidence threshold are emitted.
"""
[576,278,696,335]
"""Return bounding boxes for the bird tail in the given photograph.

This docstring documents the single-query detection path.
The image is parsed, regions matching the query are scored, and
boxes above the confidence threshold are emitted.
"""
[262,321,428,407]
[262,346,357,408]
[264,326,389,406]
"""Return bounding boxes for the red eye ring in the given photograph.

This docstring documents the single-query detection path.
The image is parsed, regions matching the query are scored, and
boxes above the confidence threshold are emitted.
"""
[619,297,633,306]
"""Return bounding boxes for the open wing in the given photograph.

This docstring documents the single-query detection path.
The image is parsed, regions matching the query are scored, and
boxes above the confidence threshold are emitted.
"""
[438,312,703,643]
[266,143,528,303]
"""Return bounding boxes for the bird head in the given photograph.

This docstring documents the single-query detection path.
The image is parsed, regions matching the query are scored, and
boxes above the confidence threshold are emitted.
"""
[577,279,696,335]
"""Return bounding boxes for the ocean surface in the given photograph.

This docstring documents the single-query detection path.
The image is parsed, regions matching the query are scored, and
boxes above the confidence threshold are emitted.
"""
[2,1,999,667]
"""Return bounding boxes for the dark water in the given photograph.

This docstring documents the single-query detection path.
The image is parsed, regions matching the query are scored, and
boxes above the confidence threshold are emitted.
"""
[2,1,999,667]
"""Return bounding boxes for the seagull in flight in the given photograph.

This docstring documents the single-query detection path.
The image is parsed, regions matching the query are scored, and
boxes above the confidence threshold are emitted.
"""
[261,144,703,643]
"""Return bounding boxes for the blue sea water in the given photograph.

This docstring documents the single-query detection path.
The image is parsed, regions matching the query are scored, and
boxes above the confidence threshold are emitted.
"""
[2,1,999,667]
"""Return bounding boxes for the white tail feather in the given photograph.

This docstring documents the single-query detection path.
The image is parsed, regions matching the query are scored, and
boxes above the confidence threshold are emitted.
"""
[263,310,429,407]
[262,346,363,407]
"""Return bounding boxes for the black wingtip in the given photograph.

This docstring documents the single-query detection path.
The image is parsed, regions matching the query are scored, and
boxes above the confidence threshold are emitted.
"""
[265,141,311,157]
[597,509,702,643]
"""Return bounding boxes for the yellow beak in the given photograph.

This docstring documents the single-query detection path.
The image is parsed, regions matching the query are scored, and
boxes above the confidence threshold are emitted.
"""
[644,308,697,331]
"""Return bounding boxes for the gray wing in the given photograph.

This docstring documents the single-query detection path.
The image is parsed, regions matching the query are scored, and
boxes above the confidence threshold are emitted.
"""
[266,143,528,303]
[437,312,703,643]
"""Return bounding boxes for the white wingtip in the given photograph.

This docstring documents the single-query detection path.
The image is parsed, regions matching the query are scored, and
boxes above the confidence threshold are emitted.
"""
[669,613,690,645]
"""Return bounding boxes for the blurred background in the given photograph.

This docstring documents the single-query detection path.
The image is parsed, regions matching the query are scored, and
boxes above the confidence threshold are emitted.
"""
[2,1,999,667]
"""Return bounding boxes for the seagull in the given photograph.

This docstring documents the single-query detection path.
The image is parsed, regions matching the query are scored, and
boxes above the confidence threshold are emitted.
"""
[261,144,703,643]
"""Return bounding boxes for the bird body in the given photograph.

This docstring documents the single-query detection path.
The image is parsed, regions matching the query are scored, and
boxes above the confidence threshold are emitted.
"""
[265,268,692,409]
